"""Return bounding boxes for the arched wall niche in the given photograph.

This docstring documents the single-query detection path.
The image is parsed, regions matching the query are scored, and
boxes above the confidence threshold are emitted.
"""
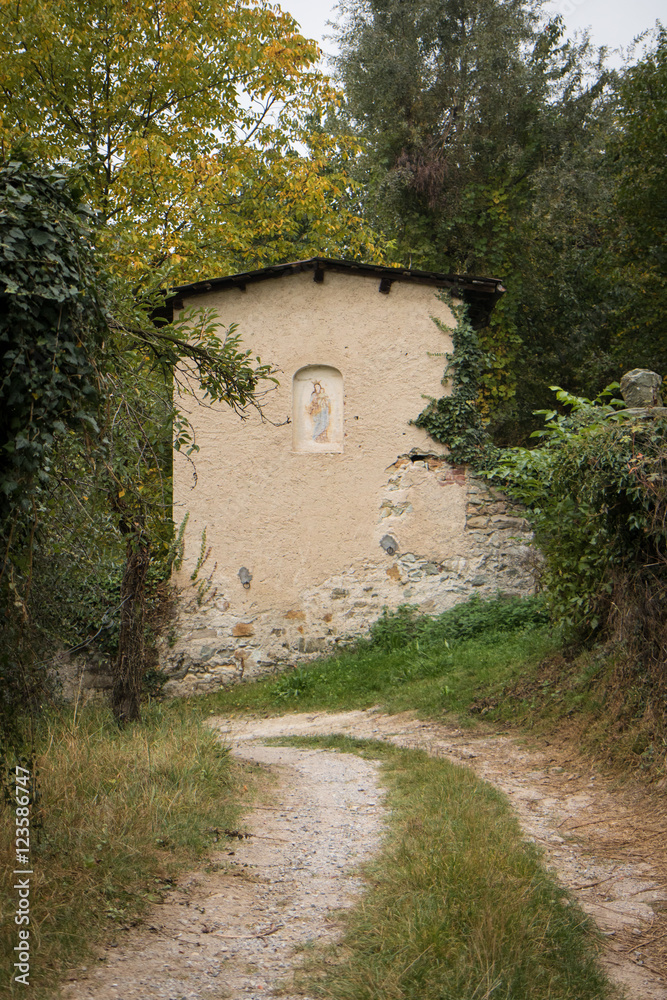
[292,365,344,453]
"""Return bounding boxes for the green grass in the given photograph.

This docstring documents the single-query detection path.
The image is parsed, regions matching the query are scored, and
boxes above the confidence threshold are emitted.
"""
[198,595,556,722]
[273,735,618,1000]
[0,700,261,997]
[480,645,667,777]
[195,591,665,780]
[0,594,647,996]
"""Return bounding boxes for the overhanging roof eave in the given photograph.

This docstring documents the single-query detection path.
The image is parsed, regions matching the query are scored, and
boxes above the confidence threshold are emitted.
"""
[163,256,505,309]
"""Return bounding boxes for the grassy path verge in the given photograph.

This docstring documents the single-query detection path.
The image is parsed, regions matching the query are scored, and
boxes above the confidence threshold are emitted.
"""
[0,702,257,998]
[197,593,665,780]
[273,735,618,1000]
[2,595,658,996]
[199,601,555,722]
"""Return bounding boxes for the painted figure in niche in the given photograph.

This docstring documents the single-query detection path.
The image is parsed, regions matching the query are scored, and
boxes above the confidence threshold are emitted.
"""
[306,380,331,442]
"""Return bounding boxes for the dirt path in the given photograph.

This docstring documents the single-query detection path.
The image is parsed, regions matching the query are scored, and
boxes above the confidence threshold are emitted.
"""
[62,743,384,1000]
[219,709,667,1000]
[63,708,667,1000]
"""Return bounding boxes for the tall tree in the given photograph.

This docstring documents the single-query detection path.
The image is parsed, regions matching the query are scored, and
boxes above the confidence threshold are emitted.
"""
[0,0,387,729]
[0,0,382,290]
[606,28,667,379]
[0,162,279,732]
[332,0,619,436]
[334,0,545,264]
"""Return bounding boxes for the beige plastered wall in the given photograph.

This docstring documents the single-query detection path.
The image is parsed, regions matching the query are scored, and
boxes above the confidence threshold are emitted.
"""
[165,269,534,695]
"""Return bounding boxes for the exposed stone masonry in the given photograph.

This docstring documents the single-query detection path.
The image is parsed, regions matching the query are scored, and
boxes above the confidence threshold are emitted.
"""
[152,468,535,699]
[57,466,536,703]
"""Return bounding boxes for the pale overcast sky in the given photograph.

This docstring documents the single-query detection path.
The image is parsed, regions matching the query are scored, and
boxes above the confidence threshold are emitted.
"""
[282,0,664,67]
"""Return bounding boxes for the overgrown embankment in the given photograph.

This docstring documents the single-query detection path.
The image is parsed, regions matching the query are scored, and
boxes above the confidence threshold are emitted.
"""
[0,702,258,998]
[415,355,667,776]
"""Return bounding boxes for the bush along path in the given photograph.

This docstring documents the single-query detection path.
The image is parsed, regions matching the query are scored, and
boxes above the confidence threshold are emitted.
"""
[61,709,667,1000]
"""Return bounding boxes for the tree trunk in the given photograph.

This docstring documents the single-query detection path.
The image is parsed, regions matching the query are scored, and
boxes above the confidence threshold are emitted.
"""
[112,535,150,724]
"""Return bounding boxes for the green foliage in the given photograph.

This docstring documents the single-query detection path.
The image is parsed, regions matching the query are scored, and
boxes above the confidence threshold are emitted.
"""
[488,387,667,635]
[605,29,667,378]
[273,667,314,703]
[614,29,667,269]
[332,0,620,430]
[369,592,549,650]
[0,161,106,516]
[0,0,383,290]
[156,309,279,426]
[414,304,498,465]
[0,162,110,740]
[333,0,552,255]
[0,159,282,739]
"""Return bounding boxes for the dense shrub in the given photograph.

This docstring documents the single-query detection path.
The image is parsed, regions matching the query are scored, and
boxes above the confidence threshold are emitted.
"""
[369,593,549,651]
[489,388,667,629]
[489,386,667,713]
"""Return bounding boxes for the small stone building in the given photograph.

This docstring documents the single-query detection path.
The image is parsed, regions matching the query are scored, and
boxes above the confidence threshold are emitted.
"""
[162,257,534,695]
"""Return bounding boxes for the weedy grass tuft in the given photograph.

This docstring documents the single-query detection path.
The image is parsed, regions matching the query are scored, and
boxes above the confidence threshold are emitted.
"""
[276,735,618,1000]
[369,593,549,649]
[0,701,255,997]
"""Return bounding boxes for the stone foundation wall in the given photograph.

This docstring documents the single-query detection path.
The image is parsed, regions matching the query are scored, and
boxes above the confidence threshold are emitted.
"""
[56,469,536,703]
[52,650,115,707]
[158,468,536,698]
